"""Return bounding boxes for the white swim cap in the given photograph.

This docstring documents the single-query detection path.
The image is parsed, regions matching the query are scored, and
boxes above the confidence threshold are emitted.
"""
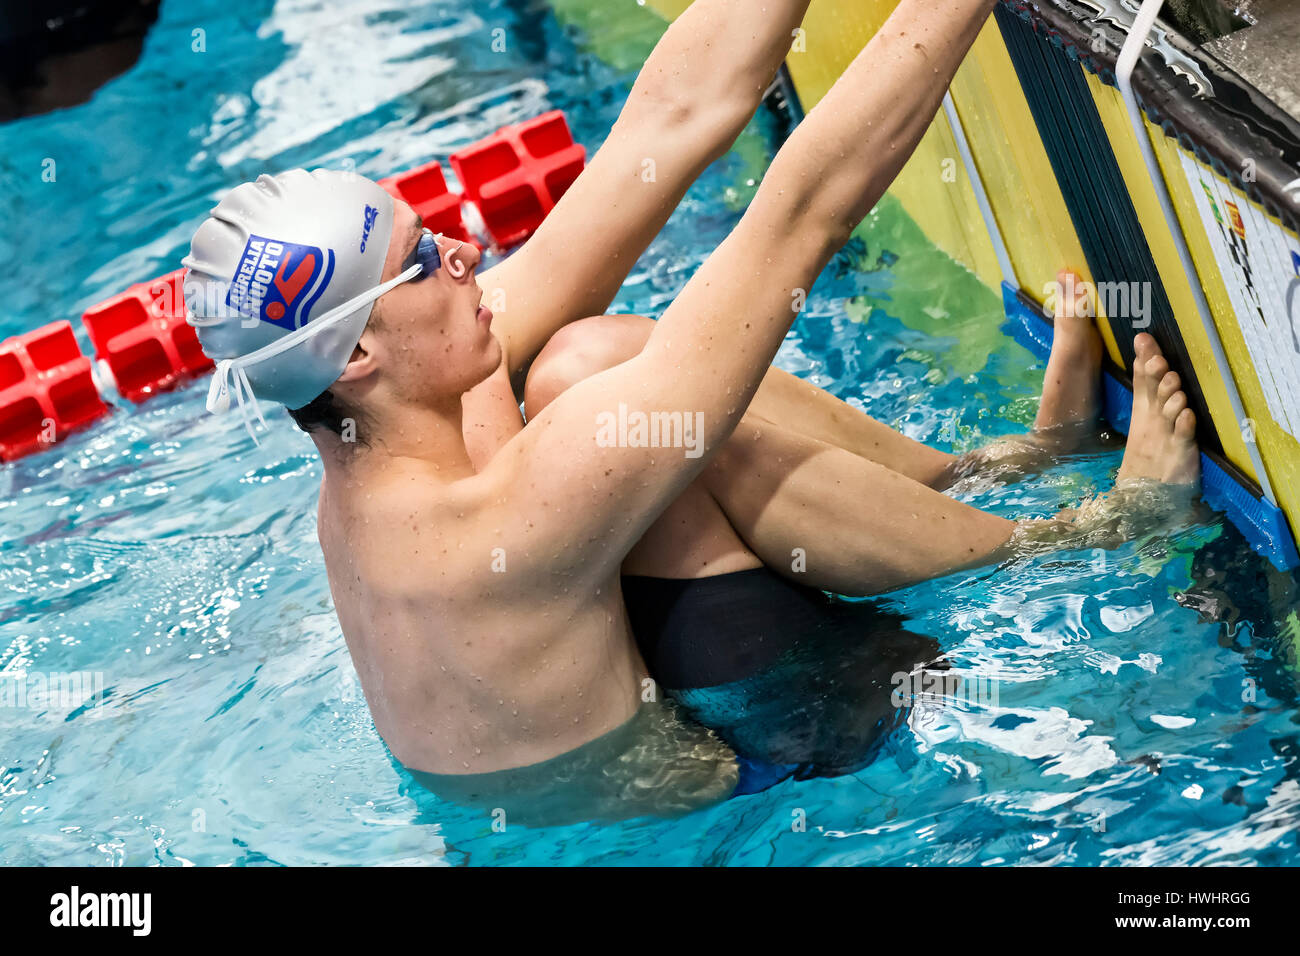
[183,168,422,441]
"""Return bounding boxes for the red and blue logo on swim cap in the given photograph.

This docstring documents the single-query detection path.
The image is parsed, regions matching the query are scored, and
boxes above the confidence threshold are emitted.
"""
[226,234,336,331]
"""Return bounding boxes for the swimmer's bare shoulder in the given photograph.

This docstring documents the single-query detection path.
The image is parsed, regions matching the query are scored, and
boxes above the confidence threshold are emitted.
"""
[316,459,645,775]
[321,458,608,593]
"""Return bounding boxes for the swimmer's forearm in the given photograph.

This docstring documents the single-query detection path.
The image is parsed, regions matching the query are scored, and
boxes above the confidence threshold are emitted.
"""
[485,0,814,388]
[758,0,998,240]
[637,0,997,453]
[631,0,813,124]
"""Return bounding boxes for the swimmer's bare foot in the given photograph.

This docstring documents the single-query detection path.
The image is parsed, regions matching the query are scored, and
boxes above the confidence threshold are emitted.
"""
[1005,335,1202,555]
[1117,333,1201,487]
[1034,269,1103,444]
[939,270,1104,487]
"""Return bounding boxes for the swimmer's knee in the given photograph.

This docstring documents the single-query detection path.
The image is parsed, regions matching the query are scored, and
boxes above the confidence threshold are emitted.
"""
[523,346,590,418]
[524,315,656,418]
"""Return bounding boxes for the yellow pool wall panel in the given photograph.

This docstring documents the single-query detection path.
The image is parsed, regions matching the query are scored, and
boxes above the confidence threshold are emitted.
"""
[945,21,1119,359]
[702,1,1123,362]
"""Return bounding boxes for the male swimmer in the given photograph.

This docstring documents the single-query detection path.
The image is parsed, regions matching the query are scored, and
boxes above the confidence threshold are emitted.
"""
[183,0,1200,819]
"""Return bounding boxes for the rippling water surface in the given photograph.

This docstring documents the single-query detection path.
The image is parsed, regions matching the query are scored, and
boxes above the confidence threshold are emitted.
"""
[1,0,1297,866]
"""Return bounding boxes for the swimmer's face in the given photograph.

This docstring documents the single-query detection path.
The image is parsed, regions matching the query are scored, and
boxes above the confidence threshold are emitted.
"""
[356,202,500,403]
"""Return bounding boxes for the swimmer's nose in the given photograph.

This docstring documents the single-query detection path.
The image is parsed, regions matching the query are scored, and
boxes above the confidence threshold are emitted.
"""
[436,234,479,280]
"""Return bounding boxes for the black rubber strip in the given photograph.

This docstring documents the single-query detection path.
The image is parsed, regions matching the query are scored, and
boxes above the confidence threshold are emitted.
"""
[994,4,1223,455]
[999,0,1300,236]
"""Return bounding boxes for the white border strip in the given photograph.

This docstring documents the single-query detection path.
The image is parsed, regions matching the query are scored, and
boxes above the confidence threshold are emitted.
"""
[943,91,1018,289]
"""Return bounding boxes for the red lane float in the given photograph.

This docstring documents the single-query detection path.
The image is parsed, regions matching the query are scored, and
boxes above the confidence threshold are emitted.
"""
[81,268,214,403]
[0,321,109,461]
[451,110,585,248]
[0,111,585,461]
[378,161,474,246]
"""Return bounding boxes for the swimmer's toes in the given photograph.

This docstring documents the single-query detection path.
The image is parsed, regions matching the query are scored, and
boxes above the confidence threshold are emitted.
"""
[1054,269,1093,322]
[1157,371,1181,404]
[1135,354,1165,407]
[1162,390,1188,424]
[1171,408,1201,486]
[1133,332,1158,362]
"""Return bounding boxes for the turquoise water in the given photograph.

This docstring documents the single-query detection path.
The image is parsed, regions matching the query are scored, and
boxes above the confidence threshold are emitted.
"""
[2,0,1298,866]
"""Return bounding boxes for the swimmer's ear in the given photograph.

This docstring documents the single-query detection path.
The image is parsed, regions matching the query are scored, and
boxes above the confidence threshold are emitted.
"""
[336,340,376,384]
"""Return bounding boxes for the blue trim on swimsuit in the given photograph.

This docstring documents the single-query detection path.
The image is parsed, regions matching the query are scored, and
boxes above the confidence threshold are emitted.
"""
[733,755,800,797]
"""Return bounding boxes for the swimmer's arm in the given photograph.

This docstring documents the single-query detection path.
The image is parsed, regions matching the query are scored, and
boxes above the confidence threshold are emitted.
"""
[633,0,1002,448]
[498,0,998,570]
[480,0,814,394]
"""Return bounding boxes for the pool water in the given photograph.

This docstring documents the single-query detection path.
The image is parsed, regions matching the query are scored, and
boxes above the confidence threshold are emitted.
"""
[2,0,1299,866]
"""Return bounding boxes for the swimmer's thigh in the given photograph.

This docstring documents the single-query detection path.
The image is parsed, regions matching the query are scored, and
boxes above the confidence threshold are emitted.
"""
[524,315,763,579]
[700,417,1017,597]
[524,314,955,486]
[522,317,1012,588]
